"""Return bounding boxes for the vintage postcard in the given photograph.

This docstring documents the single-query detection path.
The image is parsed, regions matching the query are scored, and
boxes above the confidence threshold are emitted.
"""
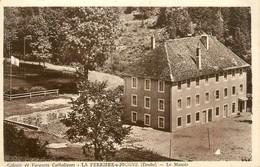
[0,0,259,167]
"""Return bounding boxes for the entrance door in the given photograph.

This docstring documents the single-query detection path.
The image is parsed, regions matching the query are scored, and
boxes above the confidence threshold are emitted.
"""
[224,105,228,118]
[208,109,213,122]
[202,110,207,124]
[238,101,244,113]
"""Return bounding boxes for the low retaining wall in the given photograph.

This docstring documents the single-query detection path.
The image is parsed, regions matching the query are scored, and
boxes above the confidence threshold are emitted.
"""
[6,107,72,136]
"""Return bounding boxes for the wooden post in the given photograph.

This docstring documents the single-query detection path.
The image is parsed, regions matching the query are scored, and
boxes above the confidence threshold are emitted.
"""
[207,127,210,149]
[169,139,172,158]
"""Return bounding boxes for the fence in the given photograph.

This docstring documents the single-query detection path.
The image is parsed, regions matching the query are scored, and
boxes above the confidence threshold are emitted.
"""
[4,89,59,101]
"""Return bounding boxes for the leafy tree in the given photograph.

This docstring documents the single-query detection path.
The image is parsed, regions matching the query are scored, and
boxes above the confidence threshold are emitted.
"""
[188,7,224,41]
[40,7,67,64]
[156,8,168,27]
[156,7,192,39]
[62,81,131,160]
[138,7,155,27]
[61,7,119,79]
[227,7,251,63]
[4,7,20,57]
[26,9,52,66]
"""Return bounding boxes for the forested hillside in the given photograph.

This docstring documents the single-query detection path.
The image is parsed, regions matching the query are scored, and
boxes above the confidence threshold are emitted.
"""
[4,7,251,75]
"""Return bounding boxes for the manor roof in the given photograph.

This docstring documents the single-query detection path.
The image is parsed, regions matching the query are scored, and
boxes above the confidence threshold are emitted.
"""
[125,35,250,82]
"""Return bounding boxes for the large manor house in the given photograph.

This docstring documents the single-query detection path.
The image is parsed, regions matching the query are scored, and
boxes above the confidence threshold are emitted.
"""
[123,34,250,132]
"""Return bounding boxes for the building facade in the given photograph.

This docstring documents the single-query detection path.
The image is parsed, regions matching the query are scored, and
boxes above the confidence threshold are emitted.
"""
[123,35,250,132]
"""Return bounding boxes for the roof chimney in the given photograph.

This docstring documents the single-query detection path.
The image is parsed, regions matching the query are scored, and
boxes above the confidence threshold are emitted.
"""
[201,35,209,50]
[151,35,155,50]
[196,42,202,70]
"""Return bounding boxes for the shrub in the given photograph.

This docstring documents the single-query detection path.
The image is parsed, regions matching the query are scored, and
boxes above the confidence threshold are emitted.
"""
[4,123,48,158]
[48,81,77,94]
[30,86,46,92]
[5,86,28,94]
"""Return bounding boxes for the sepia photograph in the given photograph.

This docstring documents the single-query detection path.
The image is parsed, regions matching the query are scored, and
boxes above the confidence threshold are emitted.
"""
[1,3,259,166]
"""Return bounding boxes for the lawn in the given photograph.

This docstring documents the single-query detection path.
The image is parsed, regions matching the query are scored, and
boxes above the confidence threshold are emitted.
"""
[171,113,252,161]
[4,95,72,118]
[124,112,252,161]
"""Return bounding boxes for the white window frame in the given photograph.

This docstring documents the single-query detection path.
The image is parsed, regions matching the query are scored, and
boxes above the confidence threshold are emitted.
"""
[215,106,220,117]
[205,75,209,85]
[144,96,151,109]
[205,92,210,103]
[186,113,192,125]
[224,88,228,98]
[240,84,243,94]
[216,73,219,83]
[196,77,200,87]
[187,79,191,89]
[195,94,200,105]
[158,116,165,129]
[131,111,137,123]
[239,69,243,77]
[177,81,182,90]
[232,70,235,79]
[195,111,200,123]
[131,94,137,107]
[177,116,182,128]
[131,77,138,89]
[208,108,214,122]
[144,79,151,91]
[158,80,165,93]
[177,98,182,110]
[144,114,151,126]
[158,99,165,111]
[186,96,191,108]
[232,102,236,114]
[232,85,236,96]
[215,90,220,100]
[224,72,228,81]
